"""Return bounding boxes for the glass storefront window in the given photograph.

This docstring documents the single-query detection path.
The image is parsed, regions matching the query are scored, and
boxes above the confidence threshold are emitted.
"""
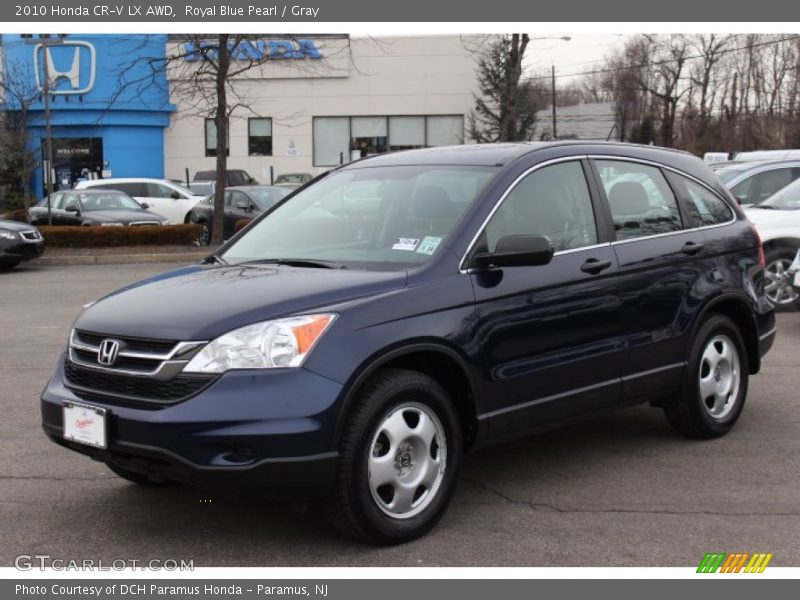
[248,118,273,156]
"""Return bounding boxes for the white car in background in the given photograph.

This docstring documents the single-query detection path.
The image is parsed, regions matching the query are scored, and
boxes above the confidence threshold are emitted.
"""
[744,178,800,307]
[74,178,205,224]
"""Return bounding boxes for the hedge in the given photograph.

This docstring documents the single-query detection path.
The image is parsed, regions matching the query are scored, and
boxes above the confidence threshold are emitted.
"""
[234,218,253,233]
[37,224,201,248]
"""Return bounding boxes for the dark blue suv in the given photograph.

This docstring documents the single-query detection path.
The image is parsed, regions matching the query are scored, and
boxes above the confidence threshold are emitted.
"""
[41,142,776,544]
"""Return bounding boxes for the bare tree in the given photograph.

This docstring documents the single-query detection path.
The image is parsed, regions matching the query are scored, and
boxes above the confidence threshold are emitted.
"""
[0,59,41,214]
[110,34,348,245]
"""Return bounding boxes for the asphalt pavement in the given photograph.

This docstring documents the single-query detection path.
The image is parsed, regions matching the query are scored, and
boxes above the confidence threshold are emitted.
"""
[1,262,798,567]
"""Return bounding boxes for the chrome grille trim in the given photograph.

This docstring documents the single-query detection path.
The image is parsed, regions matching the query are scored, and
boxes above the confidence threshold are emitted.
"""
[68,329,207,382]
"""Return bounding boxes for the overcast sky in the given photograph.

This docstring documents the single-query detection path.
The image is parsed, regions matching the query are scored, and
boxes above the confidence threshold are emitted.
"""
[522,33,630,81]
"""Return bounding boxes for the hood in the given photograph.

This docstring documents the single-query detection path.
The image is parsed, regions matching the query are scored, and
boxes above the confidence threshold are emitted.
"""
[75,264,407,340]
[0,219,36,232]
[744,207,800,228]
[83,210,165,224]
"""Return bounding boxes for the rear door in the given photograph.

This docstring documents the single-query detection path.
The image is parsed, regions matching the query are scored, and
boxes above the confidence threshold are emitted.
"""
[471,158,623,438]
[591,158,703,403]
[144,182,183,224]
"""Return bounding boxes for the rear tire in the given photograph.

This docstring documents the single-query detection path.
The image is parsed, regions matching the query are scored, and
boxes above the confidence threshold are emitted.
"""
[664,315,748,438]
[327,368,462,545]
[196,221,210,246]
[106,462,168,486]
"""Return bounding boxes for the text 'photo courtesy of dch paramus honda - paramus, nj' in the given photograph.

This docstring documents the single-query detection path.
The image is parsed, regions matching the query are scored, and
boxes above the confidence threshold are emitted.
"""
[41,141,776,545]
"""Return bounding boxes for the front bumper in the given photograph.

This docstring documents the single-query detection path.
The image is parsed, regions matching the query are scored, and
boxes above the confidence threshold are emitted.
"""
[41,356,343,497]
[0,237,44,262]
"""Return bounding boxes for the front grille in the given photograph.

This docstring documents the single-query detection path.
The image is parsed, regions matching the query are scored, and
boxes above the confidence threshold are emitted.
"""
[66,329,210,403]
[73,330,176,355]
[65,360,215,403]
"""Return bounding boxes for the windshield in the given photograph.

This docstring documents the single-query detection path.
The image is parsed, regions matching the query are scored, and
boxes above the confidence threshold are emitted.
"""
[222,165,497,270]
[250,187,293,210]
[78,192,143,211]
[760,178,800,210]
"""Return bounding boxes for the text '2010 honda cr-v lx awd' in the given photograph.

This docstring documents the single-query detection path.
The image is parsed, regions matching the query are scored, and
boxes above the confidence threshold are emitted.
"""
[41,142,776,544]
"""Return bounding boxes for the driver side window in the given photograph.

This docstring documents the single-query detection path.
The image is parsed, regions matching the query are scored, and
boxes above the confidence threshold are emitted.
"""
[484,161,598,253]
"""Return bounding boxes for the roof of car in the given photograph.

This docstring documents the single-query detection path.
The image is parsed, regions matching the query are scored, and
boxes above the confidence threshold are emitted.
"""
[342,141,692,168]
[76,178,175,184]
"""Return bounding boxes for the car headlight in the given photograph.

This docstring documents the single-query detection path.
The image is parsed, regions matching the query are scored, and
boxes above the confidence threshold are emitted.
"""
[182,314,337,373]
[99,222,124,227]
[0,229,18,240]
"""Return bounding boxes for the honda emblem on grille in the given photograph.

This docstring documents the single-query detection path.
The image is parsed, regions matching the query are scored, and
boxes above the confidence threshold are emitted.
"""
[97,339,120,366]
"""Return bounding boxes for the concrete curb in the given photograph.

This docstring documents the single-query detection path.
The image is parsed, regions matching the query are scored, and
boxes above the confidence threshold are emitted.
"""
[36,252,208,266]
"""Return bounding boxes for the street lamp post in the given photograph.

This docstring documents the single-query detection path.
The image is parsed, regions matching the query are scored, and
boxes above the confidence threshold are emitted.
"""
[23,34,66,225]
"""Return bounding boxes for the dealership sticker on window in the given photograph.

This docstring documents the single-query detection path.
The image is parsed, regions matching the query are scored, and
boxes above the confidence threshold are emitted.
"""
[416,236,442,255]
[392,238,420,251]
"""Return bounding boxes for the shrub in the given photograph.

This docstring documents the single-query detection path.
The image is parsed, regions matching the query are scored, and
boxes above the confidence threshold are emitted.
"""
[234,218,253,233]
[37,224,201,248]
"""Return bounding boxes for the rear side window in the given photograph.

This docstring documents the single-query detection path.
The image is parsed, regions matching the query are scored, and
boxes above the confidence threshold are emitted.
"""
[484,161,598,253]
[669,174,734,226]
[595,160,682,240]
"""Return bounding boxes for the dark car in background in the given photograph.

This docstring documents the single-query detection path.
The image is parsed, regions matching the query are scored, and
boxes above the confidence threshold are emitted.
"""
[190,185,292,244]
[42,142,774,544]
[0,219,44,269]
[193,169,258,187]
[29,190,167,227]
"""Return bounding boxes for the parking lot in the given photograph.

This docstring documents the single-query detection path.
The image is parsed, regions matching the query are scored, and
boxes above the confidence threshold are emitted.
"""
[1,261,799,567]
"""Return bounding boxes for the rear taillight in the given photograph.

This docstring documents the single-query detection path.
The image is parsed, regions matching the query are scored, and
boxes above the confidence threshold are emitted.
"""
[750,222,766,268]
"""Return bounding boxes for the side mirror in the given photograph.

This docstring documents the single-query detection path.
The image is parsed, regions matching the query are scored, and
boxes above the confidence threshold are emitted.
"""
[235,200,248,210]
[170,191,182,200]
[65,204,80,214]
[472,235,555,269]
[139,202,150,210]
[248,177,257,184]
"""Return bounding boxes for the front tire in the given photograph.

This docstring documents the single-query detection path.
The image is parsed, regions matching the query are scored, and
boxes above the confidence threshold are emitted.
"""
[764,246,799,309]
[327,368,462,545]
[664,315,748,438]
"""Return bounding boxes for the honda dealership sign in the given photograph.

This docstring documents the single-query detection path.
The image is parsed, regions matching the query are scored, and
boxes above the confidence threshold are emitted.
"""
[33,40,97,95]
[184,38,323,61]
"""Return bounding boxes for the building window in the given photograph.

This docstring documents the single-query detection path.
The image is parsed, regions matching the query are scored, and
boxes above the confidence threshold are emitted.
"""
[313,115,466,166]
[313,117,350,167]
[204,118,229,157]
[389,116,425,151]
[426,115,464,146]
[351,116,387,158]
[248,118,273,156]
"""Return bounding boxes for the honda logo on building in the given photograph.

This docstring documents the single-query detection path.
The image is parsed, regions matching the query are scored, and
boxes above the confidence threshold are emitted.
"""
[97,339,120,366]
[34,40,96,95]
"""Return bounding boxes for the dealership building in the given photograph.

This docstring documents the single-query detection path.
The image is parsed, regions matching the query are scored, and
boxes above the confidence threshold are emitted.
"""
[1,34,479,195]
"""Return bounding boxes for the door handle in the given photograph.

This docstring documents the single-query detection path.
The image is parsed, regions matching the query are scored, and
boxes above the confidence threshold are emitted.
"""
[580,258,613,274]
[681,241,704,255]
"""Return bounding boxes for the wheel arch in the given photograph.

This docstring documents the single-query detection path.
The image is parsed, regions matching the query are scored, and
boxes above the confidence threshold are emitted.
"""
[333,342,481,451]
[692,293,761,374]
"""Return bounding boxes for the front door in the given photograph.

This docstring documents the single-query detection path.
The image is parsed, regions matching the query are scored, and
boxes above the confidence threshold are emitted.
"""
[471,159,623,439]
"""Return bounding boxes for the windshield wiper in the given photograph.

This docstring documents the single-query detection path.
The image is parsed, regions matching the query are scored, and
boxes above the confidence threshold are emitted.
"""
[756,205,778,209]
[239,258,347,269]
[204,253,228,265]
